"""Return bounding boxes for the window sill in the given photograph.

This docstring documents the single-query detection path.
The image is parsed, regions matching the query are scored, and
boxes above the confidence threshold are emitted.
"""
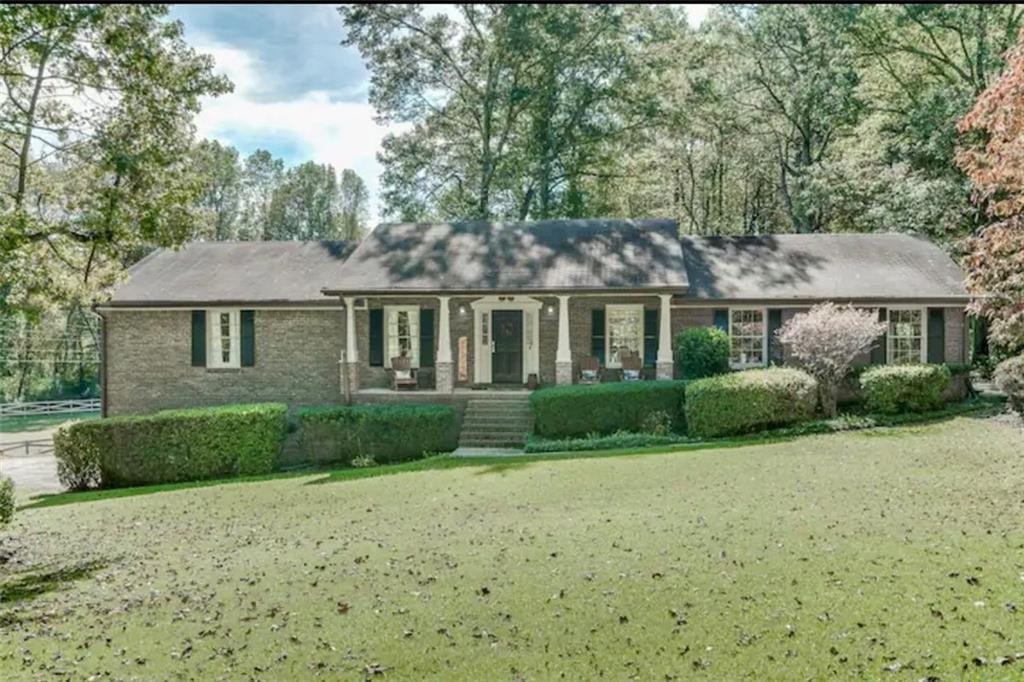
[205,367,242,373]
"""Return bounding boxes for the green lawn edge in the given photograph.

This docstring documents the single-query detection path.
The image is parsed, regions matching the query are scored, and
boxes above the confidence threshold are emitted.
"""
[21,396,1005,511]
[0,411,99,433]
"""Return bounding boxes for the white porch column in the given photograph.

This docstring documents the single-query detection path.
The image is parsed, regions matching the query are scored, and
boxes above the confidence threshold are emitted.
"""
[555,295,573,385]
[343,297,360,397]
[656,294,674,380]
[435,296,454,393]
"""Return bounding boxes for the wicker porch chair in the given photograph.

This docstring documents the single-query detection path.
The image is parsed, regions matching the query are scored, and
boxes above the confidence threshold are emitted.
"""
[620,351,643,381]
[579,356,602,384]
[389,355,418,391]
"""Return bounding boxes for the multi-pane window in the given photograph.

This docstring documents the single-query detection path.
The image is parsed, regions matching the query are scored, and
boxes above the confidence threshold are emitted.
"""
[386,306,419,367]
[606,305,644,368]
[207,309,240,368]
[888,308,923,364]
[729,308,765,368]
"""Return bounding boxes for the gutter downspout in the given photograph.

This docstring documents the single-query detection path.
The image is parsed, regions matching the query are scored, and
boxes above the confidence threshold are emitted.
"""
[92,304,108,418]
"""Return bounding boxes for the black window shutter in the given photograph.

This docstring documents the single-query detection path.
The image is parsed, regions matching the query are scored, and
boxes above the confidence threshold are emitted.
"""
[927,308,945,364]
[368,308,384,367]
[419,308,435,368]
[591,309,605,364]
[240,310,255,367]
[191,310,206,367]
[870,307,887,364]
[713,308,729,332]
[767,308,783,364]
[643,308,658,366]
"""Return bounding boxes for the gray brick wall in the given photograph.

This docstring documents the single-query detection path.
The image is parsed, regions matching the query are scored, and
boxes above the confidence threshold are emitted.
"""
[106,309,346,416]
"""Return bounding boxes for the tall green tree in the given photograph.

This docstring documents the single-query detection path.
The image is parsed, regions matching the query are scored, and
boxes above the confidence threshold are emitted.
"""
[193,140,242,240]
[0,5,230,310]
[340,3,676,221]
[265,161,367,241]
[237,149,285,240]
[338,168,370,241]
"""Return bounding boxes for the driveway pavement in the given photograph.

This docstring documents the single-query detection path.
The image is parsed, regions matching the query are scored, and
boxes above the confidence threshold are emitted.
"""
[1,426,64,496]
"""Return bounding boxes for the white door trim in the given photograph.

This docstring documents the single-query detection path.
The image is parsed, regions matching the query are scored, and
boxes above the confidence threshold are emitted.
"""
[470,296,542,383]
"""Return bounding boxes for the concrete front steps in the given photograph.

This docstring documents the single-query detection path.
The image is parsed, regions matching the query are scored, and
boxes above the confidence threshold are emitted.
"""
[458,392,533,449]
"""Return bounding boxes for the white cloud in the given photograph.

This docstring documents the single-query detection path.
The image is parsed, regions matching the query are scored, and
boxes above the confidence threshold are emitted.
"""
[684,4,715,28]
[192,37,400,220]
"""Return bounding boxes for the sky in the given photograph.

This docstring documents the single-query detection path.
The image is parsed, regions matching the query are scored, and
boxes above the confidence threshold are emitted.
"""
[171,4,716,220]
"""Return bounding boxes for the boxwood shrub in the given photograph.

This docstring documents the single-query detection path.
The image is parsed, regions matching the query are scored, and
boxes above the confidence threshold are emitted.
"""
[296,404,458,465]
[860,364,950,414]
[685,368,817,438]
[675,327,731,380]
[53,403,288,489]
[530,381,686,439]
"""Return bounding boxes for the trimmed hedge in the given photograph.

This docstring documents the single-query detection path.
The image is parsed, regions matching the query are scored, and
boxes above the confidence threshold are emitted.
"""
[530,381,687,439]
[54,403,287,489]
[860,364,950,414]
[675,327,730,380]
[296,404,458,465]
[685,368,817,438]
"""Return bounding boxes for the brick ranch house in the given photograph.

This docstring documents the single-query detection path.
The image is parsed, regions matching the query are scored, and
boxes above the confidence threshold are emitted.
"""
[96,219,971,418]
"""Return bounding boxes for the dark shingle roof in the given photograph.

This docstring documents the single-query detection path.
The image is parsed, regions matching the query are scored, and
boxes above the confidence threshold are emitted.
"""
[680,233,968,301]
[105,227,968,306]
[108,241,353,306]
[325,219,689,293]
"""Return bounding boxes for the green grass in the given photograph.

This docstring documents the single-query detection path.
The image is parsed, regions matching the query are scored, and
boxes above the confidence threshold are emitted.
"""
[2,416,1023,679]
[0,411,98,433]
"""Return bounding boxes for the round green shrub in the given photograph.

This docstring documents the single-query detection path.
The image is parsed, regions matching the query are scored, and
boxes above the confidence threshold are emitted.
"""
[994,354,1024,416]
[675,327,731,380]
[0,476,14,528]
[684,367,817,439]
[859,364,950,415]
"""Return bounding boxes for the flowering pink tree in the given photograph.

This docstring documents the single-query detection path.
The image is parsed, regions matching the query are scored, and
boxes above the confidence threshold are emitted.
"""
[776,303,887,416]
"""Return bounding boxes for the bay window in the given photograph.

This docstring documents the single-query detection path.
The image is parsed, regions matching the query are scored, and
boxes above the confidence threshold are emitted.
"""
[606,304,644,368]
[729,308,766,369]
[385,305,420,367]
[887,308,924,364]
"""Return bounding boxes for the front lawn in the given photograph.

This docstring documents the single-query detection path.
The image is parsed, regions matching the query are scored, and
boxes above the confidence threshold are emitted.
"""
[1,416,1022,679]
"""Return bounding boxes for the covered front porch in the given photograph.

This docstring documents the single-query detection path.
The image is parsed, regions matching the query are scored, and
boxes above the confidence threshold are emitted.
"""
[337,292,678,399]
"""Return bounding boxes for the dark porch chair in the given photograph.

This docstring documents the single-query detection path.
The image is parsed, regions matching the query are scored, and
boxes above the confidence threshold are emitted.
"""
[389,356,418,391]
[579,356,602,384]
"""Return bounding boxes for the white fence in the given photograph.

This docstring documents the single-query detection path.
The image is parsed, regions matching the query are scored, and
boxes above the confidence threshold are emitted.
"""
[0,399,101,417]
[0,438,53,458]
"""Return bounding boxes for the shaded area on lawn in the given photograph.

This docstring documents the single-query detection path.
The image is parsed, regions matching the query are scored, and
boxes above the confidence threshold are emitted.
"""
[0,560,108,621]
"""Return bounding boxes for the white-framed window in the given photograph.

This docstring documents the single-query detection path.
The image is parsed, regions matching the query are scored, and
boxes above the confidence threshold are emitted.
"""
[729,308,766,369]
[606,304,644,368]
[385,305,420,367]
[887,307,925,364]
[207,308,240,368]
